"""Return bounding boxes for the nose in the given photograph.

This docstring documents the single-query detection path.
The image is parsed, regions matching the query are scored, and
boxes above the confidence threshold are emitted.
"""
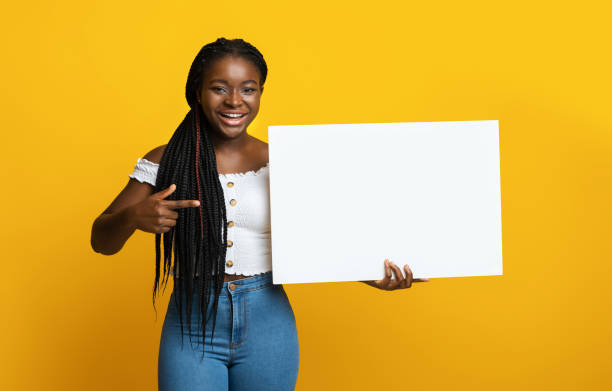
[225,88,243,107]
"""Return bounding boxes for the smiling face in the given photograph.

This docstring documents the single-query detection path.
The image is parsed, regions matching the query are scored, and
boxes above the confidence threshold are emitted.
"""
[197,55,263,142]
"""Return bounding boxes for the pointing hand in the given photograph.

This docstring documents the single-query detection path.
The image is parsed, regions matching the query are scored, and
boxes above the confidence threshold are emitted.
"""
[129,184,201,234]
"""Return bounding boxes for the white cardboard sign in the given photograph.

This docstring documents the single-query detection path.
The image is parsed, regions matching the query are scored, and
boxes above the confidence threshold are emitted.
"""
[268,120,503,284]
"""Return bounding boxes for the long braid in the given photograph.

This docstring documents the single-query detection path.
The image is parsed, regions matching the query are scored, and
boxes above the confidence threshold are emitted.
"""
[151,37,268,359]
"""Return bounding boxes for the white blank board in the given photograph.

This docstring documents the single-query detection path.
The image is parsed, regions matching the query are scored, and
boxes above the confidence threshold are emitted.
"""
[268,120,503,284]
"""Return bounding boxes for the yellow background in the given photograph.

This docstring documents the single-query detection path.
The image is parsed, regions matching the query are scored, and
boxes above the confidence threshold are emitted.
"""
[1,0,610,389]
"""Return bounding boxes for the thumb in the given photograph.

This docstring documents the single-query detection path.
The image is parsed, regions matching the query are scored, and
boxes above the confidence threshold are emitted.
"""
[152,183,176,199]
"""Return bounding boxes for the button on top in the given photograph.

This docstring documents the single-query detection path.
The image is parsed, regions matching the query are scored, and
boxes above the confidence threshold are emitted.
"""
[226,182,234,188]
[226,260,234,267]
[227,221,235,228]
[229,283,236,291]
[230,199,237,206]
[227,240,233,247]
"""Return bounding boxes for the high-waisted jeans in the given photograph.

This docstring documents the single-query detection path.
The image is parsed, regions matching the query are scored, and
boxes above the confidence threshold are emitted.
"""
[158,272,299,391]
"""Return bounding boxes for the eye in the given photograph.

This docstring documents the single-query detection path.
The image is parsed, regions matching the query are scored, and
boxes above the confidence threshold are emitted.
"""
[211,86,226,93]
[243,88,256,94]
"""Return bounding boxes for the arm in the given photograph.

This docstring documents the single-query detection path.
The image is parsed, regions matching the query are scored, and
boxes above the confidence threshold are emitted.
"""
[90,179,154,255]
[90,146,164,255]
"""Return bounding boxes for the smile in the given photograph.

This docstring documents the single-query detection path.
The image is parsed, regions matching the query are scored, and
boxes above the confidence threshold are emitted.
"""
[217,112,248,126]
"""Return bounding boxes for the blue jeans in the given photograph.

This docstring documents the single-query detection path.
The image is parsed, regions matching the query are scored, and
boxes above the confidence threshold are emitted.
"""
[158,272,300,390]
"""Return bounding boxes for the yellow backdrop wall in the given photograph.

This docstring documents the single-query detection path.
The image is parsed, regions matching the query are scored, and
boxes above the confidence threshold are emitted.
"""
[1,0,610,390]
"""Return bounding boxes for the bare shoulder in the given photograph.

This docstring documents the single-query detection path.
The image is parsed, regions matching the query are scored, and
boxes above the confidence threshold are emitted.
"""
[98,145,165,215]
[249,136,269,163]
[142,144,167,165]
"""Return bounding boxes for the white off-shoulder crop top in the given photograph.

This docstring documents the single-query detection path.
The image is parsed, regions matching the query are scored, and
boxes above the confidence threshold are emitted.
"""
[128,157,272,278]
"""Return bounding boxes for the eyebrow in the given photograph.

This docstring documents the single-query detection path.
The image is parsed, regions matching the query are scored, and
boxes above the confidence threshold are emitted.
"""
[209,79,258,85]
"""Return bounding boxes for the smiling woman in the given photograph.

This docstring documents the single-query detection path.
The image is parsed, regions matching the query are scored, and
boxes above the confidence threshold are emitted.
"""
[90,38,299,391]
[149,39,299,391]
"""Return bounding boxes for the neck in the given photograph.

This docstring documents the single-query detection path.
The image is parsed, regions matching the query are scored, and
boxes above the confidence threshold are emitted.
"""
[210,131,251,156]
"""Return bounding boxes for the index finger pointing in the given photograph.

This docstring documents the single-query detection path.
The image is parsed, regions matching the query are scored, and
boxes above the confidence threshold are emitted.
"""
[163,199,201,209]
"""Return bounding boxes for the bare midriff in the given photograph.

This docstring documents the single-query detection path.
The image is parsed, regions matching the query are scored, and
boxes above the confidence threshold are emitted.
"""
[224,273,259,282]
[177,273,263,282]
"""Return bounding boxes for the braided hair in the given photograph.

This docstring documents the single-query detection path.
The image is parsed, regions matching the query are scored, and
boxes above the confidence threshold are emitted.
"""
[152,38,268,358]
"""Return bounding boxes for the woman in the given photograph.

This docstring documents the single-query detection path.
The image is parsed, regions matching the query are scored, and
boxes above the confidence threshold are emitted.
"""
[90,37,428,391]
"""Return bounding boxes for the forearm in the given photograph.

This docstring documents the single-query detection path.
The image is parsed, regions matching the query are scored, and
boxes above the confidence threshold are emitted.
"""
[90,207,137,255]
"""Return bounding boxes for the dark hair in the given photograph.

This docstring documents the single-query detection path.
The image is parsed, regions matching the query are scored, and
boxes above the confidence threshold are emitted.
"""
[152,37,268,358]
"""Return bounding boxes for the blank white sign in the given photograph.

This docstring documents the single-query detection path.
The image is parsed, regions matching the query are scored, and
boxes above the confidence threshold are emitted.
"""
[268,120,503,284]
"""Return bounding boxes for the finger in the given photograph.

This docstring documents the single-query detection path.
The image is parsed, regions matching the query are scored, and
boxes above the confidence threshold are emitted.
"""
[163,199,201,209]
[156,208,179,220]
[389,261,405,288]
[403,265,413,288]
[163,210,179,220]
[154,218,176,233]
[389,261,405,281]
[152,184,176,200]
[156,225,173,234]
[379,259,392,288]
[371,279,387,289]
[157,217,177,227]
[413,278,429,282]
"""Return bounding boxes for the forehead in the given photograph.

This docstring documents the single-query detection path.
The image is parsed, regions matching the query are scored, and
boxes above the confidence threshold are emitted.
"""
[203,55,261,84]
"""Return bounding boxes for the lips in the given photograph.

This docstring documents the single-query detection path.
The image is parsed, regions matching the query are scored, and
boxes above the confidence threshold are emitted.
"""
[217,111,248,126]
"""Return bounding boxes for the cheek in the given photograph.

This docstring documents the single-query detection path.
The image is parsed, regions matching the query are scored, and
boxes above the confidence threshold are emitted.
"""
[246,97,261,111]
[200,105,217,124]
[203,91,224,105]
[201,95,221,111]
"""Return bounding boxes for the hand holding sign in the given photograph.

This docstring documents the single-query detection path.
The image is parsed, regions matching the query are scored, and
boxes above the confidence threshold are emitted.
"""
[363,259,430,290]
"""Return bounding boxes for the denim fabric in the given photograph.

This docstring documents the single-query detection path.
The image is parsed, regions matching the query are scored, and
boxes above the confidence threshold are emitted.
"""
[158,272,299,391]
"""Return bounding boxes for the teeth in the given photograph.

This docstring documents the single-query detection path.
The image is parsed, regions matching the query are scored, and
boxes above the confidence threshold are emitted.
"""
[220,113,245,118]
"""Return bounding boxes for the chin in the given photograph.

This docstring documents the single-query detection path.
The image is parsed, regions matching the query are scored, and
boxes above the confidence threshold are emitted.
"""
[217,125,247,138]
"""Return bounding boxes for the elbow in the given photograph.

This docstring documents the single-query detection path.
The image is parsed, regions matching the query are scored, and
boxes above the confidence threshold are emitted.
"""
[90,234,119,256]
[91,239,118,256]
[90,220,116,256]
[90,233,106,255]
